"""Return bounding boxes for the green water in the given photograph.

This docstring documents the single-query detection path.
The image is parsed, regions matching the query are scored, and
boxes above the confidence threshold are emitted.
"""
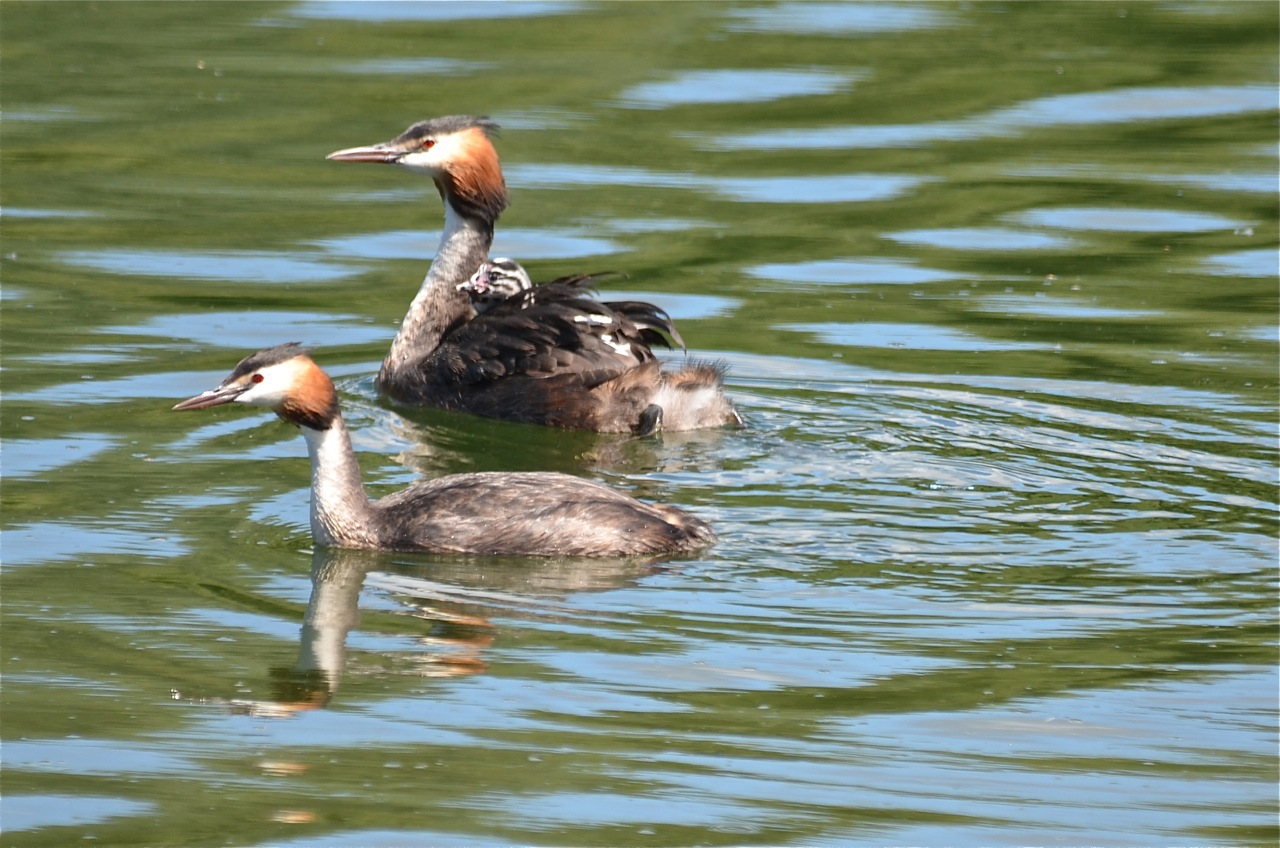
[2,2,1277,846]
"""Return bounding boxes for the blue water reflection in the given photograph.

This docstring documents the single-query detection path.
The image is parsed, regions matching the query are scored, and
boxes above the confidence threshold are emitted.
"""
[0,794,153,833]
[705,84,1277,149]
[1016,206,1246,233]
[102,311,387,349]
[3,435,116,479]
[509,163,689,189]
[8,369,256,405]
[723,2,953,34]
[1006,164,1278,194]
[4,739,195,777]
[972,296,1162,320]
[708,174,928,204]
[314,228,623,261]
[336,58,491,76]
[2,207,98,219]
[888,227,1075,251]
[748,258,963,286]
[291,1,581,21]
[783,322,1048,351]
[1199,248,1278,277]
[3,521,189,565]
[59,249,364,284]
[618,69,858,108]
[509,163,927,203]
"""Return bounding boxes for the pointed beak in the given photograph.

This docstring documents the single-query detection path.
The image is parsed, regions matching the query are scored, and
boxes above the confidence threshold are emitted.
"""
[172,382,249,411]
[326,142,403,164]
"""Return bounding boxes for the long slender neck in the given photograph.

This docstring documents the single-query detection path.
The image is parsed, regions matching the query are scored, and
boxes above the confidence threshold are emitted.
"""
[300,416,378,549]
[379,197,492,390]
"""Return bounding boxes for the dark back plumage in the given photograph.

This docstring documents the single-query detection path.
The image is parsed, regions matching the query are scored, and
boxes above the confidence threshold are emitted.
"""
[434,258,698,430]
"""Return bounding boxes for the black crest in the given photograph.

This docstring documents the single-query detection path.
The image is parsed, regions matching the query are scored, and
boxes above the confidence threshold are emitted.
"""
[227,342,308,382]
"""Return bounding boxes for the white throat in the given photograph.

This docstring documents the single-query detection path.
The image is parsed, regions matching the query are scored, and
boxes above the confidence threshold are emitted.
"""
[300,420,375,548]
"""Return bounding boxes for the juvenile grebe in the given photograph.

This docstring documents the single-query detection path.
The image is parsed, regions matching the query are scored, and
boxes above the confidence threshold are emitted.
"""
[457,256,534,314]
[460,257,685,349]
[327,115,740,433]
[172,343,714,556]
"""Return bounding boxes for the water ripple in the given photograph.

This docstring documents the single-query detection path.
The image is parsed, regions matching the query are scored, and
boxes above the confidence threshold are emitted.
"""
[748,258,962,286]
[782,322,1049,351]
[314,228,624,261]
[887,227,1075,251]
[1016,206,1246,233]
[702,84,1278,150]
[618,69,859,109]
[510,163,926,204]
[335,58,491,76]
[1199,248,1278,278]
[101,311,387,349]
[59,249,363,284]
[723,2,954,34]
[291,1,581,21]
[4,434,117,478]
[0,794,153,832]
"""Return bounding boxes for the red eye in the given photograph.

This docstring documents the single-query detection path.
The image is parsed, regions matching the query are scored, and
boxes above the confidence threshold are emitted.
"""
[421,139,435,150]
[251,374,264,383]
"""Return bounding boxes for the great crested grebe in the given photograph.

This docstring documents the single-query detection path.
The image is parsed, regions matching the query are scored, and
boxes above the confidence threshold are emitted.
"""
[327,115,740,433]
[173,343,714,556]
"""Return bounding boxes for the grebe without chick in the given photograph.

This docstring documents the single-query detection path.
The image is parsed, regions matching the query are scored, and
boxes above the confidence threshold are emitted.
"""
[327,115,740,433]
[173,343,714,557]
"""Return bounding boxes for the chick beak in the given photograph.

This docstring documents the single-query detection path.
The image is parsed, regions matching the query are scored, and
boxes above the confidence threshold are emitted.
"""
[458,267,491,295]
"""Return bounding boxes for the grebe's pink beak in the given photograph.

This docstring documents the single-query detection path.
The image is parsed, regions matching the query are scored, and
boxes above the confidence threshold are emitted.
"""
[326,142,403,164]
[172,381,250,411]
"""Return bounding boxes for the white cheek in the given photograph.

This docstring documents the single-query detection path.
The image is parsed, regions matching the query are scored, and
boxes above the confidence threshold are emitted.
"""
[236,379,290,407]
[396,135,461,176]
[235,385,272,406]
[394,151,439,175]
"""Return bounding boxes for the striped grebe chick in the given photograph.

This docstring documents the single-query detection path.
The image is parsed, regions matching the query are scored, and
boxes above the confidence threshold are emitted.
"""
[457,256,535,314]
[173,343,715,556]
[460,257,685,348]
[327,116,740,433]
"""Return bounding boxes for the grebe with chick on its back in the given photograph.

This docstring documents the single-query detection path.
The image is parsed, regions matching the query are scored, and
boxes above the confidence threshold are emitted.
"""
[173,343,715,556]
[327,115,740,433]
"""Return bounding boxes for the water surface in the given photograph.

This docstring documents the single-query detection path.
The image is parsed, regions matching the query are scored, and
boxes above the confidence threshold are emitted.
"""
[2,2,1276,846]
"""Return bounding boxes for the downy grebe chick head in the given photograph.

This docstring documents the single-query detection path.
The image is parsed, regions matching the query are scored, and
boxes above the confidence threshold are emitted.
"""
[458,257,533,314]
[327,115,507,227]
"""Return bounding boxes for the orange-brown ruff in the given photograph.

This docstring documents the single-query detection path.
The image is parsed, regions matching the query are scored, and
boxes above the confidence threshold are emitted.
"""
[327,115,741,433]
[173,344,715,556]
[447,126,506,222]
